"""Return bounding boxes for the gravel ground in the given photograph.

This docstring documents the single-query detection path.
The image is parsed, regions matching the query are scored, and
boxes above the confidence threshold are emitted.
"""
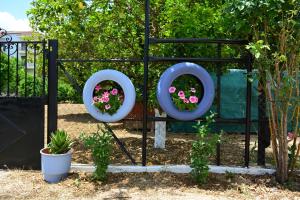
[0,170,299,200]
[0,104,299,200]
[57,104,277,166]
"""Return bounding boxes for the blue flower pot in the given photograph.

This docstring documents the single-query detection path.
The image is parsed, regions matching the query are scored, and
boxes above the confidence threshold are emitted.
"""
[40,148,72,183]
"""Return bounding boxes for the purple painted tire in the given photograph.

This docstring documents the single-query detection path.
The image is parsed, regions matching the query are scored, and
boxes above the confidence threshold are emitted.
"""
[157,62,215,121]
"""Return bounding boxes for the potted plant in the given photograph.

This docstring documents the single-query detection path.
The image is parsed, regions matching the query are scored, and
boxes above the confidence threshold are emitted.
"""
[40,130,73,183]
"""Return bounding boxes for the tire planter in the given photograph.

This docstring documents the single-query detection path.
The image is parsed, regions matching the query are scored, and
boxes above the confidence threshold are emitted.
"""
[83,69,136,122]
[40,148,72,183]
[157,62,215,121]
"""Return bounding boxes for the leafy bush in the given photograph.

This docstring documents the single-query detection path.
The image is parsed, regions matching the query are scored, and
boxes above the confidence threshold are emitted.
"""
[28,0,230,109]
[17,70,45,97]
[58,80,78,102]
[190,113,221,184]
[224,0,300,183]
[0,53,17,93]
[80,126,113,181]
[48,130,73,154]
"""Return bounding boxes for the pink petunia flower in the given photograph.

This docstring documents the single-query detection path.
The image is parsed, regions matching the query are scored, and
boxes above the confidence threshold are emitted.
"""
[179,95,185,100]
[111,88,118,95]
[169,86,176,93]
[178,91,185,97]
[102,97,110,103]
[105,104,111,110]
[190,88,196,93]
[95,85,101,91]
[189,96,198,104]
[183,98,189,104]
[177,91,185,100]
[102,91,110,98]
[98,97,104,103]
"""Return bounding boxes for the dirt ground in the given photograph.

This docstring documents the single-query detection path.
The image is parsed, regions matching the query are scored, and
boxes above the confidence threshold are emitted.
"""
[1,104,299,200]
[57,104,276,166]
[0,170,299,200]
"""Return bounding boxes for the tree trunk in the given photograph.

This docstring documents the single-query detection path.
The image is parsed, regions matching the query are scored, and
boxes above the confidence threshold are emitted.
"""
[275,113,289,183]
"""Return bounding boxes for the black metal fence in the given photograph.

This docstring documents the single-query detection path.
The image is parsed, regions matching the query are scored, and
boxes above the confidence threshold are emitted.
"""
[45,0,271,168]
[0,32,48,169]
[0,0,271,168]
[0,36,47,98]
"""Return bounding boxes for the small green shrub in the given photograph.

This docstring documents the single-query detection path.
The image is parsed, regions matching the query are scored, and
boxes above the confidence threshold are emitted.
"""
[17,72,45,97]
[80,126,113,181]
[0,53,17,92]
[48,130,73,154]
[190,113,221,184]
[58,81,78,102]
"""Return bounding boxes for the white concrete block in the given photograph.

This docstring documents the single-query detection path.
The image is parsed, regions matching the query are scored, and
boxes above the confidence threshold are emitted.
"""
[154,109,167,149]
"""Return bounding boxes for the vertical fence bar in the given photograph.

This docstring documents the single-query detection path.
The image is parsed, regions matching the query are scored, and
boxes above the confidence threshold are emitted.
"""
[16,43,19,96]
[257,75,270,165]
[25,43,28,97]
[244,52,252,167]
[0,44,2,95]
[33,44,37,96]
[257,82,266,165]
[6,43,10,96]
[42,40,46,97]
[216,43,222,166]
[47,40,58,143]
[142,0,150,166]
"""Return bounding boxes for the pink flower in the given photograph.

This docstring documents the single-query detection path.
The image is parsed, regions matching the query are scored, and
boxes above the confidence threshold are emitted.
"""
[178,91,185,97]
[93,97,103,103]
[178,91,185,99]
[102,91,110,98]
[189,96,198,104]
[183,98,189,104]
[105,104,111,110]
[179,95,185,100]
[169,86,176,93]
[98,97,104,103]
[190,88,196,93]
[111,88,118,95]
[102,97,109,103]
[95,85,101,91]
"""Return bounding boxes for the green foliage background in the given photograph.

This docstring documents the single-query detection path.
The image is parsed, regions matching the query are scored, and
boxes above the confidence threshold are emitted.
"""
[27,0,245,106]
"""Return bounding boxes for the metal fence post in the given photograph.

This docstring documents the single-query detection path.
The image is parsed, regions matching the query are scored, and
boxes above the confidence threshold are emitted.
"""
[244,52,253,167]
[47,40,58,143]
[142,0,150,166]
[216,43,222,166]
[257,75,270,165]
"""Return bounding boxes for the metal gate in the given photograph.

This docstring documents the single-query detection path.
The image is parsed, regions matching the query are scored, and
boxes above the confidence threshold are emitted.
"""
[0,30,51,169]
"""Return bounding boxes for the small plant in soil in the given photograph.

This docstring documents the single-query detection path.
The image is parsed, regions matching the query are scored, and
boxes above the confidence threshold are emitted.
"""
[80,126,113,181]
[190,112,221,184]
[48,130,73,154]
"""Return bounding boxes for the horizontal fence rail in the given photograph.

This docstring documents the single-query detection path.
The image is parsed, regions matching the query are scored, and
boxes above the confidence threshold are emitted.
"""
[57,58,143,63]
[149,38,248,44]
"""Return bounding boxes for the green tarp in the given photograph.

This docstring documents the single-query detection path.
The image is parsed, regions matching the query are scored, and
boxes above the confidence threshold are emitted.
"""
[169,69,259,133]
